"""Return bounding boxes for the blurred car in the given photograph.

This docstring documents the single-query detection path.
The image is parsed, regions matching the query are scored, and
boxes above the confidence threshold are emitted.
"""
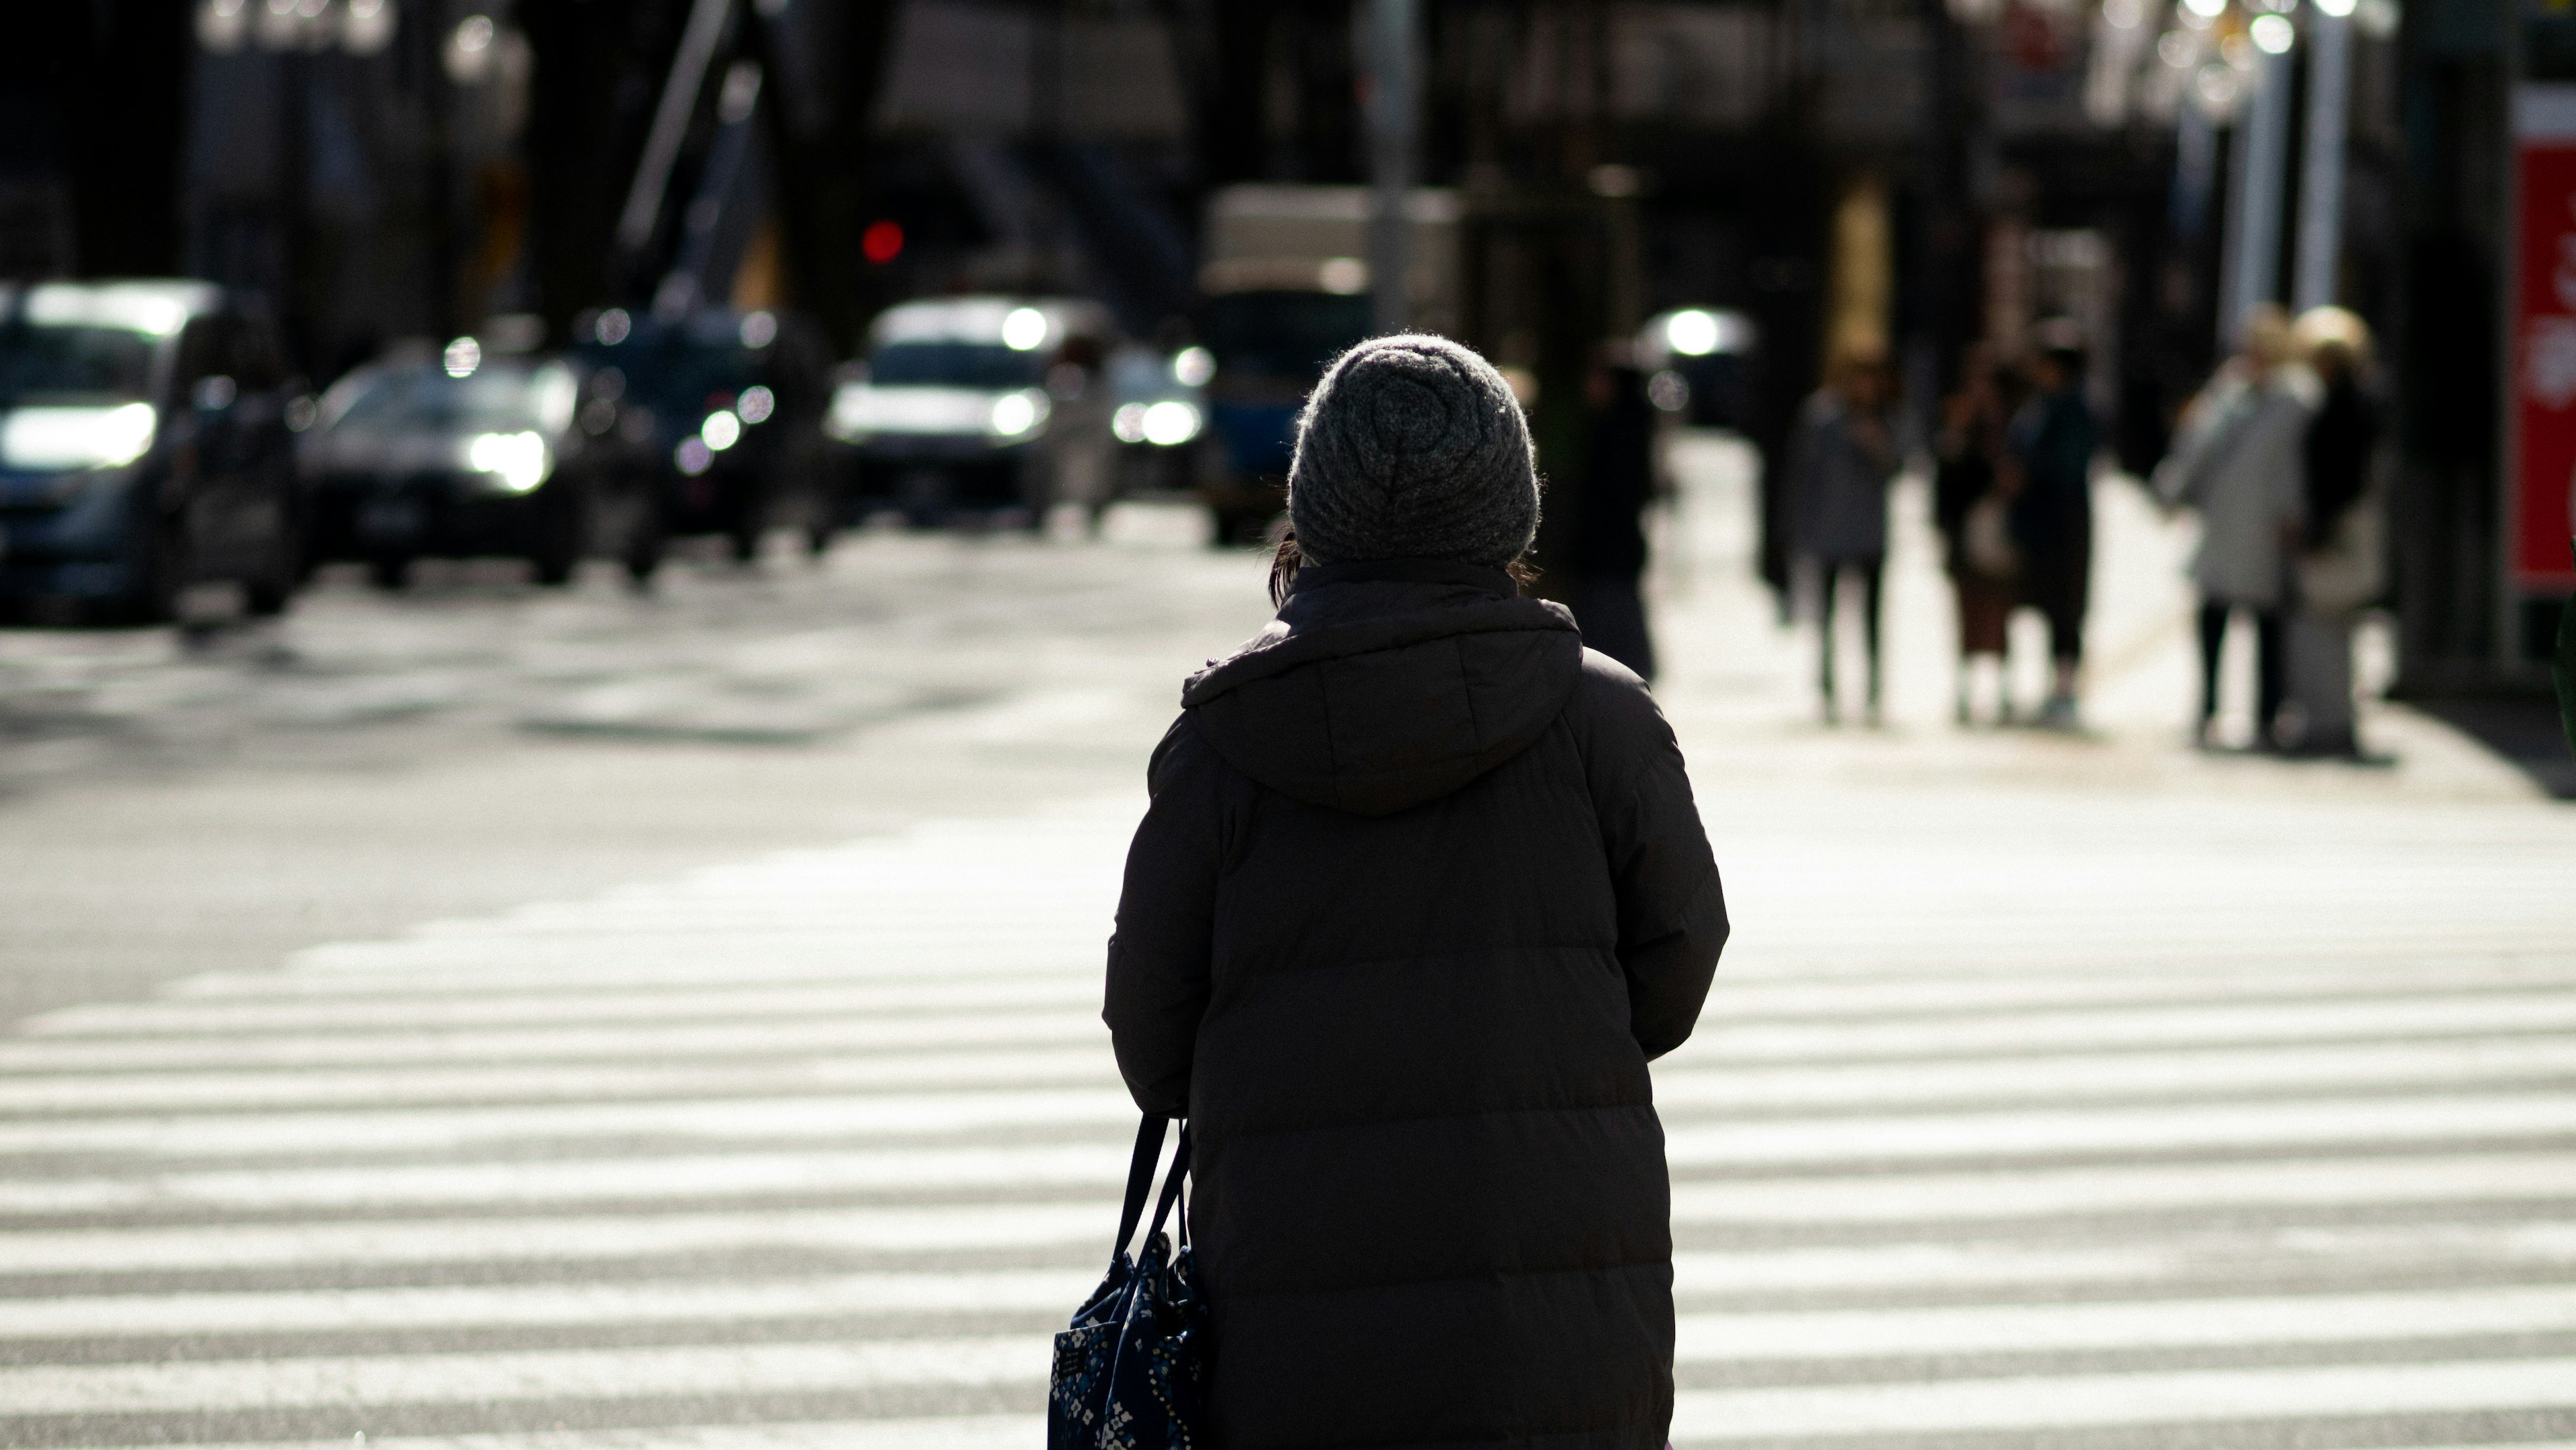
[0,280,305,621]
[1104,341,1210,499]
[1635,307,1760,430]
[299,342,646,587]
[824,297,1119,527]
[572,305,835,562]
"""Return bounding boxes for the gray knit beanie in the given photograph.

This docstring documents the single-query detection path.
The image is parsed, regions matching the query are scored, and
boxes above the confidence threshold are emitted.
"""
[1286,334,1538,568]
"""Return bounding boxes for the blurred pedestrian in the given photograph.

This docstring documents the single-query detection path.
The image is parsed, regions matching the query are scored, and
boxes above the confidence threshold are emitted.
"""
[1570,354,1661,680]
[1782,344,1899,724]
[2155,304,2314,749]
[2003,323,2100,731]
[1046,332,1115,533]
[2286,307,2383,758]
[1107,334,1726,1450]
[1934,347,2024,725]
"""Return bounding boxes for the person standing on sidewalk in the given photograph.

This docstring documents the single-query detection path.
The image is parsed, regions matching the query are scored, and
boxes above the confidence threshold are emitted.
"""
[2155,304,2315,750]
[2286,306,2383,758]
[1568,354,1662,680]
[1935,348,2024,725]
[2002,323,2100,731]
[1782,344,1900,724]
[1105,334,1727,1450]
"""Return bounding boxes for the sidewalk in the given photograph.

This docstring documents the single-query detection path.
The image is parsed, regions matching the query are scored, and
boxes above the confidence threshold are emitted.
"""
[1647,432,2542,802]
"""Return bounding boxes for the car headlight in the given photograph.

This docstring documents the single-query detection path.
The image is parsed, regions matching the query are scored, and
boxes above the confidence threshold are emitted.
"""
[0,403,156,472]
[1140,400,1201,447]
[702,411,743,451]
[466,430,551,493]
[987,390,1049,439]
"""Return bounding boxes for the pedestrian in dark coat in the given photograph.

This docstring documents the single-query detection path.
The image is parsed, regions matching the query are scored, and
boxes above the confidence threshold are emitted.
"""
[1933,348,2023,725]
[1106,334,1728,1450]
[2004,325,2100,731]
[1570,358,1662,680]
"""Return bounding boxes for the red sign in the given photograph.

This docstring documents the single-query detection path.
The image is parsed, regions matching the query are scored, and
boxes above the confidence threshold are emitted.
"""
[2512,87,2576,591]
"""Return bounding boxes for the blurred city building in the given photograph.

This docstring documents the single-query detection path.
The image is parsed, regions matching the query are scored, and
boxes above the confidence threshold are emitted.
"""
[7,0,2567,688]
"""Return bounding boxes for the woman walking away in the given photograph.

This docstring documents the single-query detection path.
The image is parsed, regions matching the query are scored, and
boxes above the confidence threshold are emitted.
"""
[2155,304,2315,750]
[2005,325,2101,731]
[1934,348,2023,725]
[1106,334,1728,1450]
[2287,306,2383,758]
[1783,344,1900,724]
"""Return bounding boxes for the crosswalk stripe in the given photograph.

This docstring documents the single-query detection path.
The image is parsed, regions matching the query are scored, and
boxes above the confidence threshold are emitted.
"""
[12,1159,2576,1277]
[1667,1357,2576,1441]
[0,1335,1053,1416]
[1656,1035,2576,1110]
[1677,991,2576,1061]
[159,955,2550,1018]
[51,1422,1047,1450]
[3,1082,2567,1165]
[0,1204,1111,1275]
[15,988,2567,1077]
[0,1271,1096,1339]
[11,1245,2575,1343]
[0,1047,1114,1116]
[22,976,1105,1037]
[48,1435,2576,1450]
[9,1097,2576,1219]
[1663,1092,2576,1166]
[14,1296,2576,1420]
[0,1087,1137,1158]
[0,1143,1132,1214]
[0,1011,1110,1074]
[1672,1284,2576,1360]
[1,1031,2568,1121]
[1671,1151,2576,1223]
[17,980,2571,1080]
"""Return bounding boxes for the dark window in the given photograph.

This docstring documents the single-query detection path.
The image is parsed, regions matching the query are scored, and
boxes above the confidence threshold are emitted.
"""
[0,321,159,406]
[1202,291,1373,383]
[866,341,1047,391]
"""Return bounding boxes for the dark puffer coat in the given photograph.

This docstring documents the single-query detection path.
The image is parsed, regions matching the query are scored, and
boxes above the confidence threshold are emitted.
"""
[1105,558,1727,1450]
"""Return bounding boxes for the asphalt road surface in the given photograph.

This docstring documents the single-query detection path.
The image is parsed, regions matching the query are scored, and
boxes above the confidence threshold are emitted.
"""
[1,451,2571,1449]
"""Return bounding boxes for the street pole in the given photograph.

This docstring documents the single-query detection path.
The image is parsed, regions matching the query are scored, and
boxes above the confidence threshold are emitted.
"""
[2222,40,2295,344]
[1365,0,1416,336]
[2293,5,2353,311]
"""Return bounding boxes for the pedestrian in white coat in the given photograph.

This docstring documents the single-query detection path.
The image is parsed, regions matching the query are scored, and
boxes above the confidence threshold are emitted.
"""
[2154,305,2316,749]
[2286,307,2383,758]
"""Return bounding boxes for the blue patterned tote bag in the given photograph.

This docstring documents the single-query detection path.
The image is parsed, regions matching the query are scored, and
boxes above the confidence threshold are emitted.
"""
[1049,1115,1206,1450]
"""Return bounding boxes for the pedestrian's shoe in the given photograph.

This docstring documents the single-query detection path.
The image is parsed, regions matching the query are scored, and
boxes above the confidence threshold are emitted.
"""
[2037,696,2080,731]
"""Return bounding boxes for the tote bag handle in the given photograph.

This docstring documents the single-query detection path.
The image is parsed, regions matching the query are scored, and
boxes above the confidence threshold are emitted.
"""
[1111,1115,1191,1265]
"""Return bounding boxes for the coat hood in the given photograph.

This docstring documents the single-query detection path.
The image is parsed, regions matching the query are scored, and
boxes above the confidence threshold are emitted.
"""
[1181,558,1584,817]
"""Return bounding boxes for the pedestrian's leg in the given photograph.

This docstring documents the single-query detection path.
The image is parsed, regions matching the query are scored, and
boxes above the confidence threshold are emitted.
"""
[2196,601,2228,742]
[1862,556,1886,722]
[2255,609,2288,747]
[1818,560,1841,723]
[2045,576,2084,727]
[1951,581,1972,725]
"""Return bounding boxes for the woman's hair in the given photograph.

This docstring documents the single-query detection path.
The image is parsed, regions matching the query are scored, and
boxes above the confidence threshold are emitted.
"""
[2294,305,2374,374]
[1267,527,1536,608]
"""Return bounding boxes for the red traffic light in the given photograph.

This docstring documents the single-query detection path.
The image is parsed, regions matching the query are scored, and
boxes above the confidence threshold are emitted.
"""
[862,220,904,265]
